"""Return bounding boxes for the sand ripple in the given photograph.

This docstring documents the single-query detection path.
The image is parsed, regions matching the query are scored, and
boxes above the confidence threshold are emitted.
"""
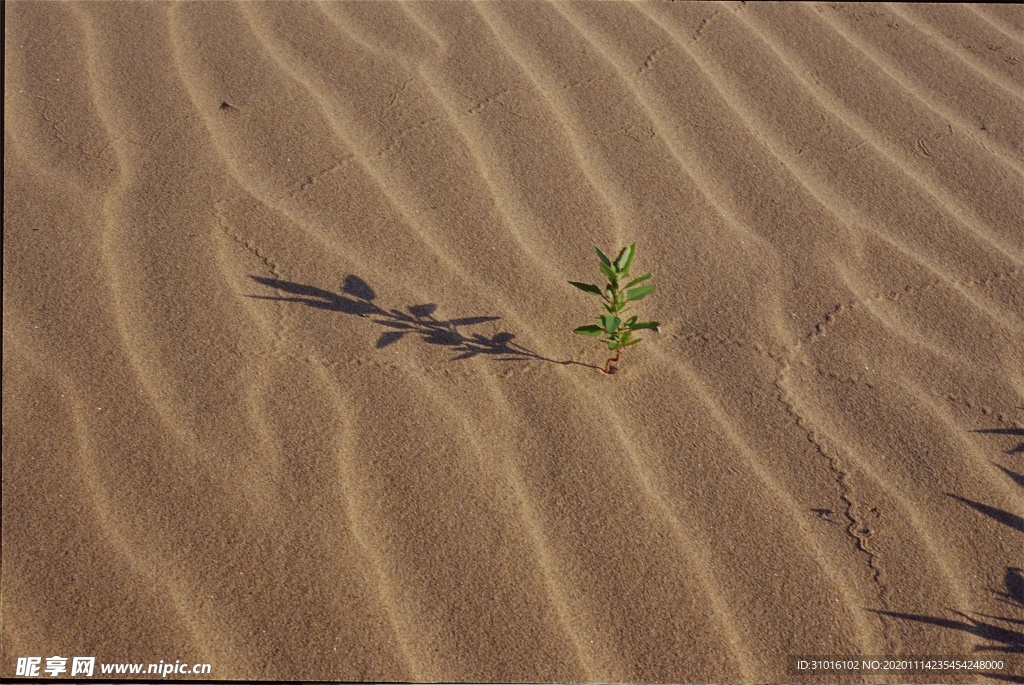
[4,2,1022,681]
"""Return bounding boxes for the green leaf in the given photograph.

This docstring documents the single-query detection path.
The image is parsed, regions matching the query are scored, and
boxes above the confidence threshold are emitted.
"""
[626,284,655,301]
[599,263,618,285]
[607,340,621,350]
[630,320,660,330]
[621,242,637,273]
[574,325,604,336]
[624,273,651,289]
[569,281,602,296]
[600,315,621,333]
[623,337,643,346]
[627,316,638,325]
[593,246,611,267]
[613,244,632,272]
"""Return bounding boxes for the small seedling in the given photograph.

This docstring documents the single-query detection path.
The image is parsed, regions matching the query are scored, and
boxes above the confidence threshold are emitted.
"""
[570,243,659,374]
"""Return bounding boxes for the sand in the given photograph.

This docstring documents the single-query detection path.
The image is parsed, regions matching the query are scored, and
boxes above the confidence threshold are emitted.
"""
[3,2,1023,682]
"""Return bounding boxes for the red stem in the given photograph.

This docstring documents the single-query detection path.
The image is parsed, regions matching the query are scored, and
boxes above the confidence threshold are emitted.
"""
[603,348,621,374]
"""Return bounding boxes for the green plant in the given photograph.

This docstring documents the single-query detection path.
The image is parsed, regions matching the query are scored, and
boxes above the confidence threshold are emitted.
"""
[570,243,659,374]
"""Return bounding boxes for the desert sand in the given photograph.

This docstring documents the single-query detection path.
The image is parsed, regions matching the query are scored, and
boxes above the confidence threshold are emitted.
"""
[3,2,1023,682]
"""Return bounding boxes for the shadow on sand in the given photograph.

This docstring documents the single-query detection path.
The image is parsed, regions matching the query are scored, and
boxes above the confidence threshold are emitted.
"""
[249,274,599,370]
[973,427,1024,455]
[870,464,1023,681]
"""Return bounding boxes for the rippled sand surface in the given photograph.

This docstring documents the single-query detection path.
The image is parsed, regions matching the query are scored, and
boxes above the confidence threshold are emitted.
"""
[4,2,1023,681]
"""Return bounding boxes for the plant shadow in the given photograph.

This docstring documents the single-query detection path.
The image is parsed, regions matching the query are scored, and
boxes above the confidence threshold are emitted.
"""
[249,274,599,370]
[974,427,1024,455]
[870,600,1023,656]
[870,463,1024,677]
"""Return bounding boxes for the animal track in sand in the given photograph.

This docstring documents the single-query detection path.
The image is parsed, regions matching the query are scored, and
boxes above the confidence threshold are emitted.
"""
[276,156,356,206]
[270,35,693,207]
[782,264,1022,643]
[637,45,670,77]
[214,198,293,360]
[672,263,1021,646]
[33,94,193,170]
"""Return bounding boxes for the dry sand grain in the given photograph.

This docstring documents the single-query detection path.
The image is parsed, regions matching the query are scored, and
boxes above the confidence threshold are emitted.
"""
[3,2,1023,682]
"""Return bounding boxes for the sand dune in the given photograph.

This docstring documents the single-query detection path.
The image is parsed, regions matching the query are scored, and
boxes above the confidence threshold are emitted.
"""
[4,2,1022,682]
